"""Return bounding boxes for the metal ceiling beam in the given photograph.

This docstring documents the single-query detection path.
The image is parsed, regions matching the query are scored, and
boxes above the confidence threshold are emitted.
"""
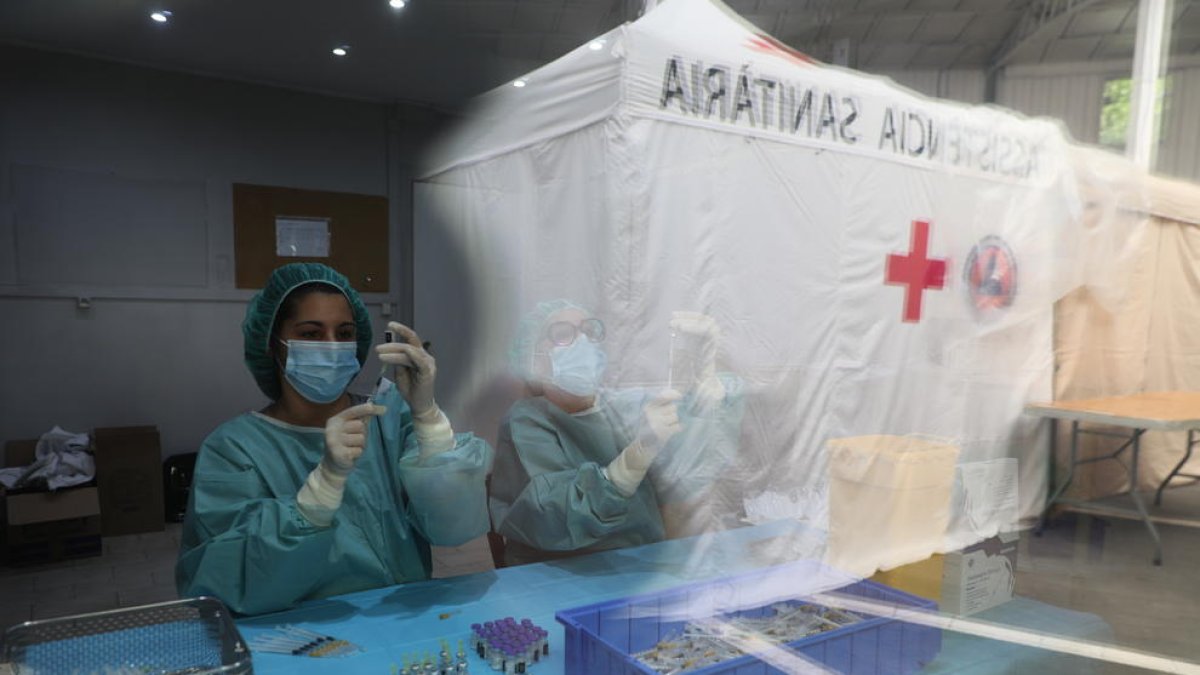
[987,0,1108,70]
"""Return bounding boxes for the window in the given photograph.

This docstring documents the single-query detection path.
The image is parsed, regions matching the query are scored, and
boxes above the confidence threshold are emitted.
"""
[1099,75,1170,151]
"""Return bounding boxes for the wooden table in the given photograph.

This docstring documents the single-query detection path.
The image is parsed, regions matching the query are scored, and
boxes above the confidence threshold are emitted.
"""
[1025,392,1200,565]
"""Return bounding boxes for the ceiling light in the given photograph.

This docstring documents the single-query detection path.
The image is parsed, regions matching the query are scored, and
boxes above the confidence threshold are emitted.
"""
[150,10,172,23]
[389,0,407,7]
[332,46,349,57]
[512,79,527,88]
[588,40,605,51]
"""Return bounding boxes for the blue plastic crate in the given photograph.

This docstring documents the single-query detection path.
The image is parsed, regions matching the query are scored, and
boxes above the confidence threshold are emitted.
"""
[556,564,940,675]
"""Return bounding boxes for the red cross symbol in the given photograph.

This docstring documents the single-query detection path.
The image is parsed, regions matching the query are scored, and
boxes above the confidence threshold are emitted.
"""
[885,219,947,323]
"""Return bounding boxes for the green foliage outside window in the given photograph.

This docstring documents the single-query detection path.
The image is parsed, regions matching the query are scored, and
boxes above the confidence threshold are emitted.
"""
[1099,76,1169,151]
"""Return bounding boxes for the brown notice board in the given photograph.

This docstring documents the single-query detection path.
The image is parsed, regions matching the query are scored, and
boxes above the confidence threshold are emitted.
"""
[233,183,389,292]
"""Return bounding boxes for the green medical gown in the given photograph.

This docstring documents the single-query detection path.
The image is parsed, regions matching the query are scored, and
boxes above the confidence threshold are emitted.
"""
[176,386,493,615]
[490,378,743,563]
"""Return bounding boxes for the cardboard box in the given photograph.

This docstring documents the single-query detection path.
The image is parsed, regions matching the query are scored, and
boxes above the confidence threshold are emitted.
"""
[941,531,1019,616]
[871,554,945,601]
[92,426,165,536]
[826,435,960,577]
[2,485,102,566]
[2,439,103,566]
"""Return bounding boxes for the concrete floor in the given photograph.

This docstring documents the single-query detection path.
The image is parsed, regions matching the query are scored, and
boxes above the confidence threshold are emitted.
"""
[1015,484,1200,664]
[2,486,1198,671]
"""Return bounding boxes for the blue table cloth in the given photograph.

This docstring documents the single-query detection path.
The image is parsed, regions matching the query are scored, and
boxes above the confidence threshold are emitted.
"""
[236,522,1113,674]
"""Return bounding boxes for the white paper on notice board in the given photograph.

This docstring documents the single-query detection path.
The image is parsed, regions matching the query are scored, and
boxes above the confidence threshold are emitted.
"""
[276,217,330,257]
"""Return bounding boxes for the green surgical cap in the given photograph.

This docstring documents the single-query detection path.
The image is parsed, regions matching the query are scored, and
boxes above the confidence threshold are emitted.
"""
[509,298,588,379]
[243,263,373,400]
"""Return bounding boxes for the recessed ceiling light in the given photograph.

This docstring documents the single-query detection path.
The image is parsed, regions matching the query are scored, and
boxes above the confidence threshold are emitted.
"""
[332,46,349,57]
[588,40,605,51]
[150,10,172,23]
[512,79,527,88]
[389,0,406,8]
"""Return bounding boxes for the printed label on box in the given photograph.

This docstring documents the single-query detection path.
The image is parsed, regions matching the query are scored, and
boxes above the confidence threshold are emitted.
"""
[942,532,1018,616]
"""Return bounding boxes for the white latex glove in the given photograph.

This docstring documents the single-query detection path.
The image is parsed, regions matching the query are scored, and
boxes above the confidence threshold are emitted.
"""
[669,311,720,341]
[296,402,385,526]
[606,390,683,496]
[375,322,438,422]
[639,389,684,448]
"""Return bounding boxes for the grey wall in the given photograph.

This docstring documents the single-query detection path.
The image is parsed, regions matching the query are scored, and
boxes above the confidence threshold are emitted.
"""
[871,59,1200,184]
[872,69,988,105]
[6,42,1199,462]
[0,45,444,458]
[996,63,1110,146]
[1137,64,1200,181]
[997,59,1200,183]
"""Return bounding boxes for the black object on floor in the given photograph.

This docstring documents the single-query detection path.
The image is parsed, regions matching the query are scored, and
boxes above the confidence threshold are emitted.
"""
[162,453,197,523]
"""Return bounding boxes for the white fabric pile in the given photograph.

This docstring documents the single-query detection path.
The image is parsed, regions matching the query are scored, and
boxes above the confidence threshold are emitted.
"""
[0,426,95,491]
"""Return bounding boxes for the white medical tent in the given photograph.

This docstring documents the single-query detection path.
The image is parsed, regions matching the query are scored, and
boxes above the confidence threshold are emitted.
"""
[414,0,1137,575]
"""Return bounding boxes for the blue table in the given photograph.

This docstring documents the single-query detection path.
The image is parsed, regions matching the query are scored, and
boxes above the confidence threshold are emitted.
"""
[237,522,1113,674]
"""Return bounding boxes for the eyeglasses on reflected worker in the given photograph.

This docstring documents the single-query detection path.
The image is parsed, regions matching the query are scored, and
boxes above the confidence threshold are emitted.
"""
[544,318,606,346]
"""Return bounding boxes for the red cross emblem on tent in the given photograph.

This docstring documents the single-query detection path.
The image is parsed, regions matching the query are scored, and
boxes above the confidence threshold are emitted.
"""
[885,219,947,323]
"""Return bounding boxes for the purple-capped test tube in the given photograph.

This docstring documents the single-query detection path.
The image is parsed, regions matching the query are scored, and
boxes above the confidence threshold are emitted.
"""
[470,623,483,656]
[488,642,503,670]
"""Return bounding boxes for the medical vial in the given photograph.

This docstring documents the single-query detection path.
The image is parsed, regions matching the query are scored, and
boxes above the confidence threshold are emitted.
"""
[668,327,705,391]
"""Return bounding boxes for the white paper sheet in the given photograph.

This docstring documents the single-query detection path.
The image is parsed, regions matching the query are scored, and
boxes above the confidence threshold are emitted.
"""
[275,217,330,257]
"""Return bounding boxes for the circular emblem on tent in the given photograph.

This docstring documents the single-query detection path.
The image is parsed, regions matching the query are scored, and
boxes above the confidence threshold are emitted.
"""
[963,236,1017,318]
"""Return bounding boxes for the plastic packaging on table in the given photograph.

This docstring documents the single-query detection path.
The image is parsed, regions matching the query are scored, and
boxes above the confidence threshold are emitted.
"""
[0,597,251,675]
[556,562,940,675]
[825,434,961,577]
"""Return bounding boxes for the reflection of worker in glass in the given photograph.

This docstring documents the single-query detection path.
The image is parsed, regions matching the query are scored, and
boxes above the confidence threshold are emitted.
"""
[176,263,493,615]
[489,299,743,566]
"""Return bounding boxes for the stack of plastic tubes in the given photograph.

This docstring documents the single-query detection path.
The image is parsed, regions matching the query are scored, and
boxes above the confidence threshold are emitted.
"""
[249,625,362,658]
[469,617,549,673]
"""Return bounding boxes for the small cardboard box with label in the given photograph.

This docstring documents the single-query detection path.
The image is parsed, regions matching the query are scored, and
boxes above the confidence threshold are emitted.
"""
[941,531,1019,616]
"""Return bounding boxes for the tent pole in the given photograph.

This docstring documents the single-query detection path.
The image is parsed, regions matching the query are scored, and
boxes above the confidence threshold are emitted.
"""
[1126,0,1171,171]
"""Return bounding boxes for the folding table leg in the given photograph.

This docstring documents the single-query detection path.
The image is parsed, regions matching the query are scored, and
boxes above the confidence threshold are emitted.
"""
[1127,430,1163,565]
[1155,429,1196,507]
[1038,420,1077,535]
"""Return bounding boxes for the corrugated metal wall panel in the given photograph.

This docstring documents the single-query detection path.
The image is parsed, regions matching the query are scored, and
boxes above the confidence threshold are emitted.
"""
[997,72,1106,144]
[1158,67,1200,181]
[874,69,935,96]
[867,65,1199,182]
[999,67,1200,182]
[944,70,988,104]
[869,69,987,104]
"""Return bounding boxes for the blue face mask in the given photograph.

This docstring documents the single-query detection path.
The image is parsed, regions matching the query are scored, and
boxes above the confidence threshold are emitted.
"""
[280,340,361,404]
[549,340,607,397]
